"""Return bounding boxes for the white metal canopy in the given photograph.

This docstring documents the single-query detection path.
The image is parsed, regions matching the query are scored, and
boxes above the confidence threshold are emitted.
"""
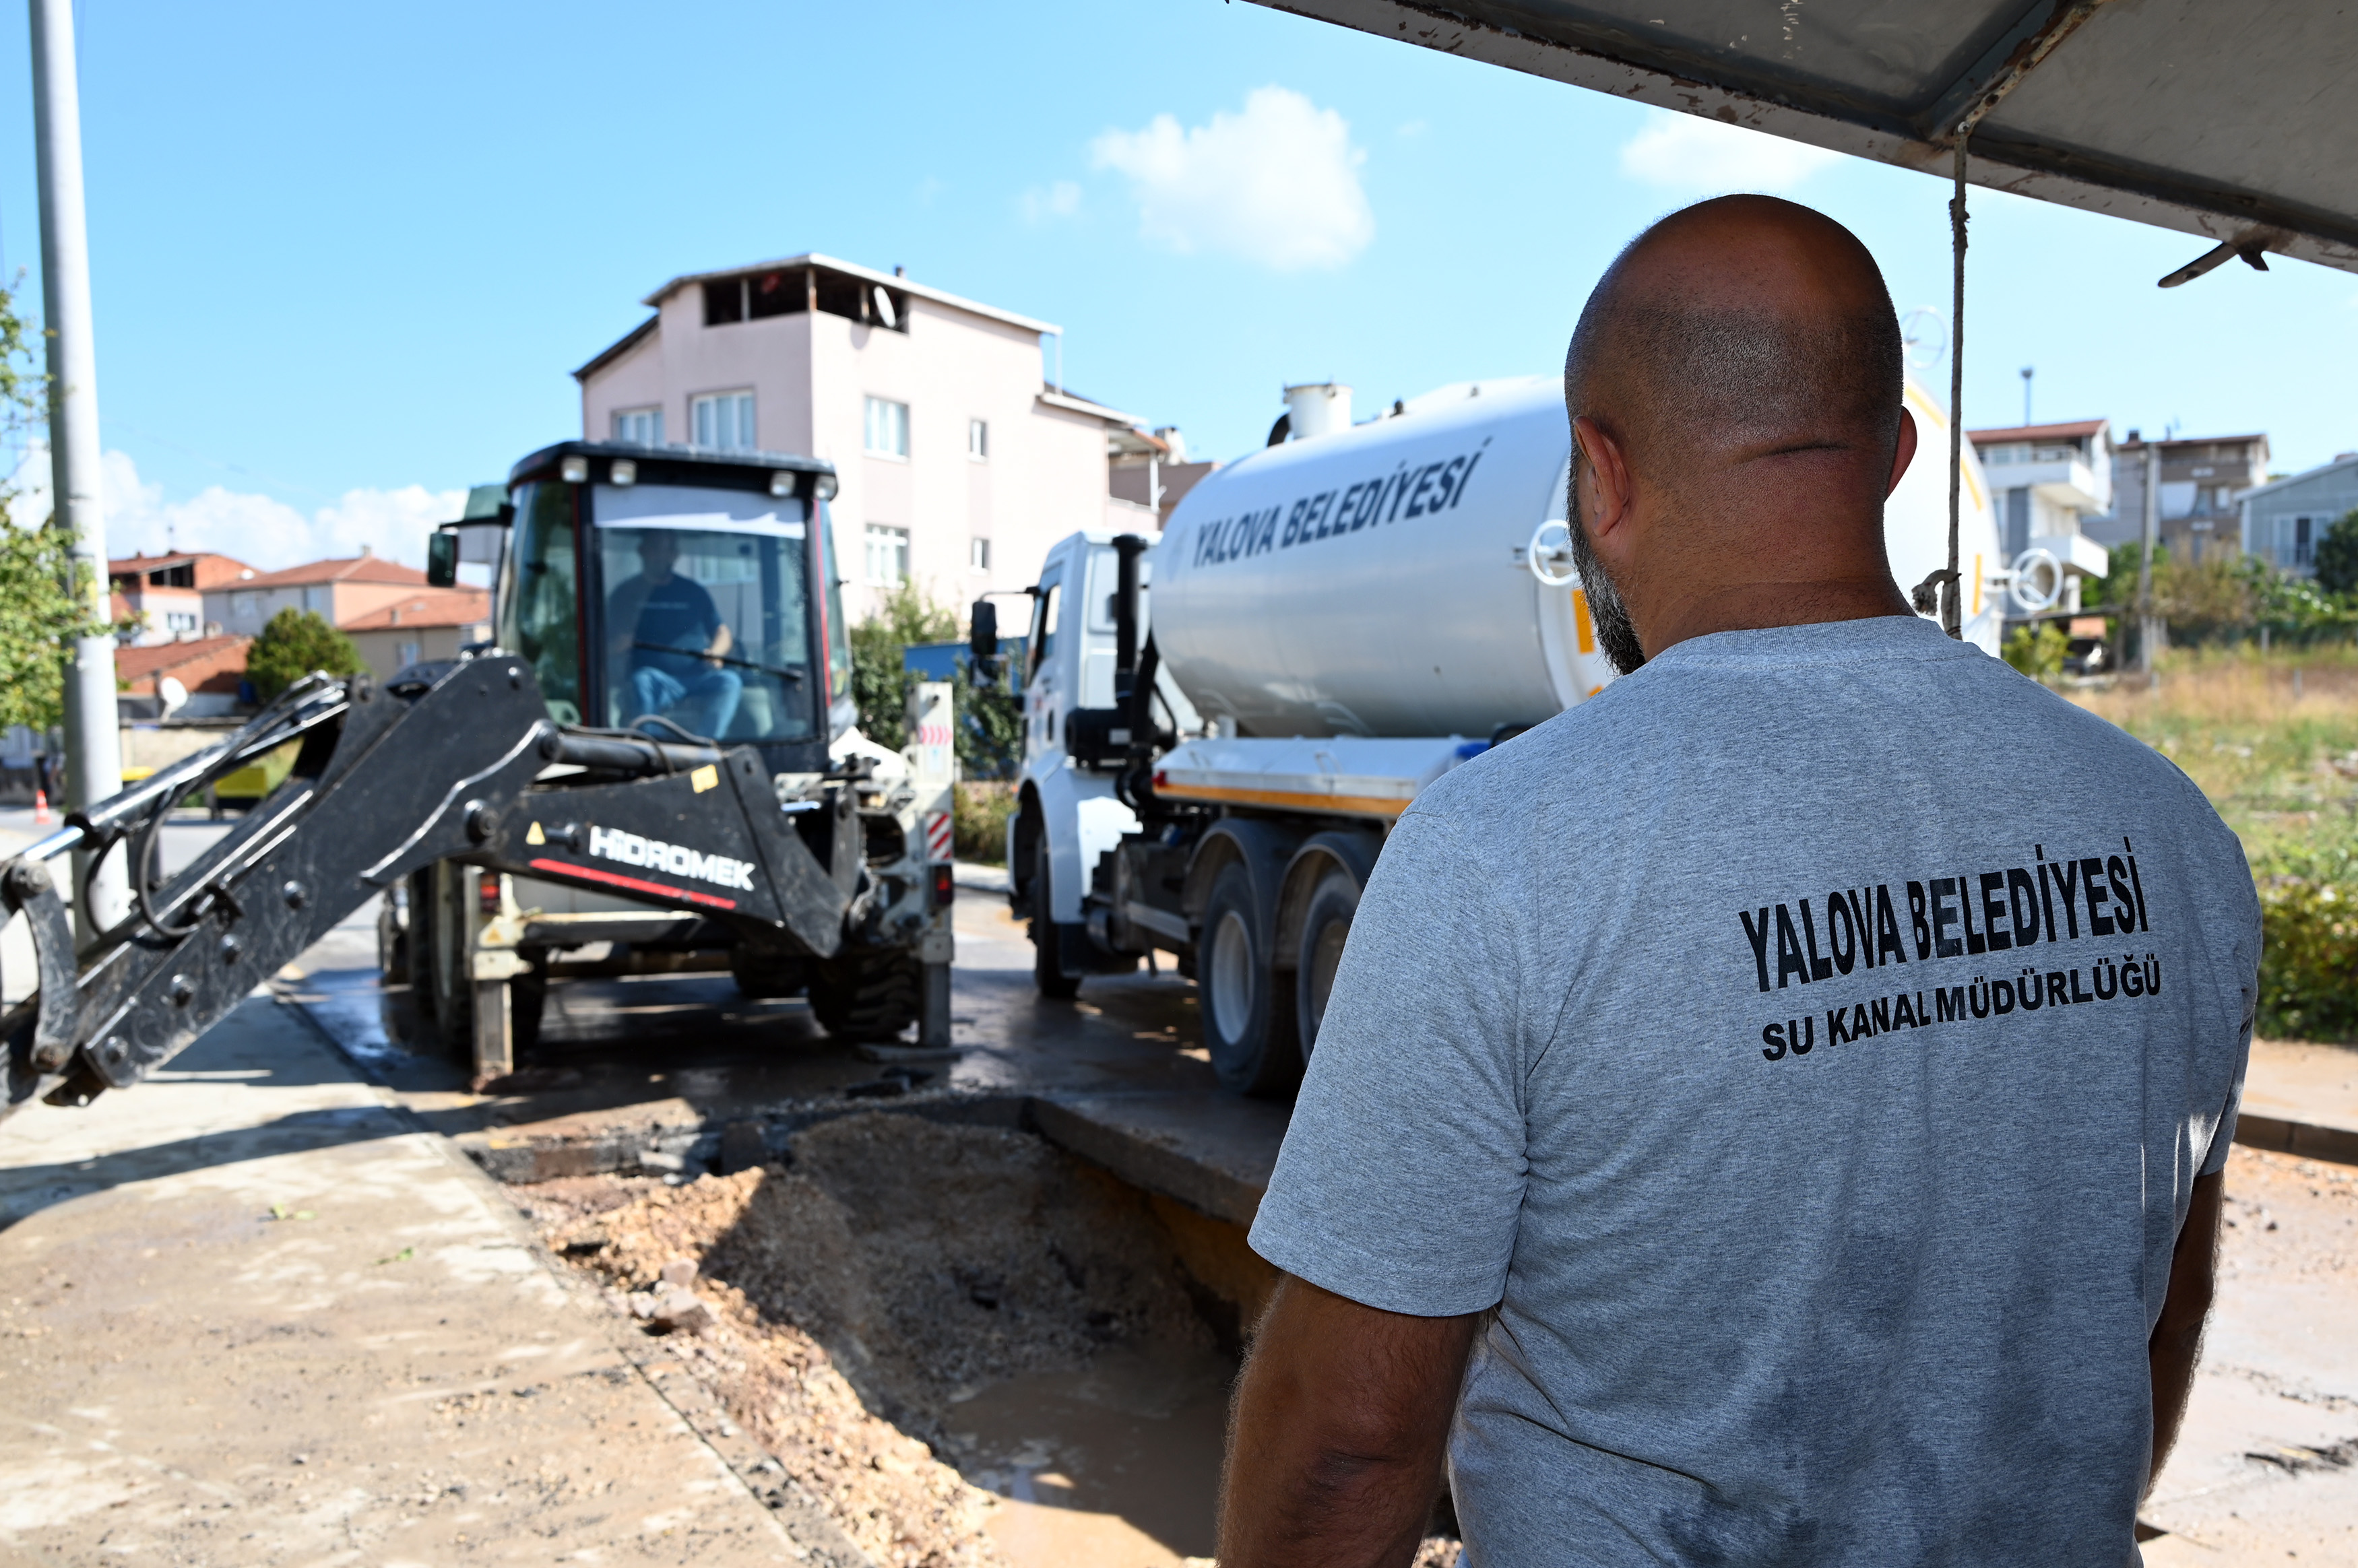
[1245,0,2358,279]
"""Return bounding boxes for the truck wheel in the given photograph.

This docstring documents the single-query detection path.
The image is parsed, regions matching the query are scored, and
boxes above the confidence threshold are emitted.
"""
[810,951,920,1041]
[1031,838,1082,1000]
[1293,869,1360,1062]
[1199,864,1300,1097]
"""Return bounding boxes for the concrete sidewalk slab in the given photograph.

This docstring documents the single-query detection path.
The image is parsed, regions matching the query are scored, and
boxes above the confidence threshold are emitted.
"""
[2237,1037,2358,1165]
[0,992,860,1566]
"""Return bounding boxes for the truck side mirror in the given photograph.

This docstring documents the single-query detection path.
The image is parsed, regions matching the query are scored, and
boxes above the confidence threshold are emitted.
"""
[426,529,459,588]
[969,599,998,659]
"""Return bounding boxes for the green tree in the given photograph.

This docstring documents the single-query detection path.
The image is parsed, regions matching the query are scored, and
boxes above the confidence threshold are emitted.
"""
[848,585,957,750]
[0,522,115,733]
[245,608,364,700]
[2002,621,2068,680]
[848,584,1027,778]
[2314,509,2358,595]
[0,283,117,733]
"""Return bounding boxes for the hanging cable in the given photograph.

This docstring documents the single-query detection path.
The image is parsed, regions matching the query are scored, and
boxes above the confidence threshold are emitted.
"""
[1944,127,1969,640]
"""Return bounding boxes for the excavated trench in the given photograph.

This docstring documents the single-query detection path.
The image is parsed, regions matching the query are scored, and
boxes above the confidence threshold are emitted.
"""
[512,1111,1459,1568]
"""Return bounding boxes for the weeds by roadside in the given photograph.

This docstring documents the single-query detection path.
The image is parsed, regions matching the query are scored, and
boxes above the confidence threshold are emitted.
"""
[2068,649,2358,1041]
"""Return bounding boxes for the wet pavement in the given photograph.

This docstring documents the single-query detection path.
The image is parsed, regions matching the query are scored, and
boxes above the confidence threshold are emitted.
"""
[270,862,1290,1231]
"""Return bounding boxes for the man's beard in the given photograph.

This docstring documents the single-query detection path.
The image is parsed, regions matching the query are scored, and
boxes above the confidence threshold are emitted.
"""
[1567,469,1647,676]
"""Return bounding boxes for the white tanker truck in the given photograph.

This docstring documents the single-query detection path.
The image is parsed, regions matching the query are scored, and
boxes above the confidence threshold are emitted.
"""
[984,374,2016,1095]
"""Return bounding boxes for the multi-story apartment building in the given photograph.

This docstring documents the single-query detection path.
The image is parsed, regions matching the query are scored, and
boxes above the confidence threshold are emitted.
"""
[2099,431,2271,564]
[2238,453,2358,577]
[1966,419,2113,611]
[573,253,1155,620]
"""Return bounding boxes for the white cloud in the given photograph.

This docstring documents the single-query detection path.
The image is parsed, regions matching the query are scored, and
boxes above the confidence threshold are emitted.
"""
[1019,179,1082,224]
[1090,86,1373,271]
[7,445,463,570]
[1618,110,1842,194]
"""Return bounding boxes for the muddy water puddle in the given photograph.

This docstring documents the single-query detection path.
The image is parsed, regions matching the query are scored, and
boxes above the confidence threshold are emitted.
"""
[950,1342,1234,1566]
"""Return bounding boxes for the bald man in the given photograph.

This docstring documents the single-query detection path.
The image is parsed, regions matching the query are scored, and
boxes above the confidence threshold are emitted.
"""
[1223,197,2258,1567]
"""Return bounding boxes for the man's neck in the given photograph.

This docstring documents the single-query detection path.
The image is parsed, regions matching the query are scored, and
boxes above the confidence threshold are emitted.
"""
[1636,572,1913,657]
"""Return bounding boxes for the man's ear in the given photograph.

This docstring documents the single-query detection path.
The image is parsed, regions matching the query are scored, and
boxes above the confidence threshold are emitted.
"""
[1573,416,1634,539]
[1886,408,1919,498]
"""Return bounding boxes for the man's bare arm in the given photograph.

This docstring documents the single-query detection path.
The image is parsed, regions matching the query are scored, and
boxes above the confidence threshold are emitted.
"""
[1218,1275,1478,1568]
[2149,1167,2224,1493]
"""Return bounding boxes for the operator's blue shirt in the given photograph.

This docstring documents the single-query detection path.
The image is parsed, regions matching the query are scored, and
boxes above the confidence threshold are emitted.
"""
[619,574,721,676]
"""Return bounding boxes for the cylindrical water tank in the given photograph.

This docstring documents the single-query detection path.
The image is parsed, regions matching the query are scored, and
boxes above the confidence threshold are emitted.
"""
[1152,374,1999,740]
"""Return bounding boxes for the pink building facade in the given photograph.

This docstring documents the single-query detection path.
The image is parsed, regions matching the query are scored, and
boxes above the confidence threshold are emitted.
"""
[574,255,1156,621]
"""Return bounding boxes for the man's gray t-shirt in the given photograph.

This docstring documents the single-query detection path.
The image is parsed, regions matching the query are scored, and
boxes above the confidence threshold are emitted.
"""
[1249,614,2258,1568]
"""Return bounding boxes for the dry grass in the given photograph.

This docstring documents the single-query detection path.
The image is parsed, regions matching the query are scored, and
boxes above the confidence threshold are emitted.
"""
[2067,648,2358,851]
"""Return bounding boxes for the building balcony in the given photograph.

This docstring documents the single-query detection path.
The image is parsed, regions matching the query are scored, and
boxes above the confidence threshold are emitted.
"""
[2029,531,2113,579]
[2024,457,2107,514]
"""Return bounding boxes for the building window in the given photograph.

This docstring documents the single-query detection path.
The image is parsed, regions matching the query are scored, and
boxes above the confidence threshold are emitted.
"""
[864,397,910,459]
[2296,515,2314,567]
[865,525,910,585]
[968,419,988,461]
[396,639,421,667]
[165,611,197,634]
[230,591,259,622]
[302,586,330,614]
[691,391,755,452]
[612,405,664,446]
[970,536,990,573]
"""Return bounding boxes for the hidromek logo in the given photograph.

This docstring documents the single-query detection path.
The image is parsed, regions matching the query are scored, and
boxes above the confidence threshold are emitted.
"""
[587,825,755,891]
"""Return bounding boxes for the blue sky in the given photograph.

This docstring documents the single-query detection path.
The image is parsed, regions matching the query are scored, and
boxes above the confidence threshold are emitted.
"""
[1,0,2351,568]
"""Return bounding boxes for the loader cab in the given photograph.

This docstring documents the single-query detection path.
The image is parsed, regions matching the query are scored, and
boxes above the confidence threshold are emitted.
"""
[489,442,854,777]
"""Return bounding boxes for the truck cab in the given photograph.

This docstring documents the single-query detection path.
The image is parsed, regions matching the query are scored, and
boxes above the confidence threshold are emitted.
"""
[1007,531,1169,995]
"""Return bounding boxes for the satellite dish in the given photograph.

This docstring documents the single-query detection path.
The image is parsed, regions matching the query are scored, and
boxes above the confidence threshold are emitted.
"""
[872,286,898,330]
[1900,307,1948,371]
[158,676,189,716]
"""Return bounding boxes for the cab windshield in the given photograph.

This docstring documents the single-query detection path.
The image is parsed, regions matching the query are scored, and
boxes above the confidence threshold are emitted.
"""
[590,485,816,744]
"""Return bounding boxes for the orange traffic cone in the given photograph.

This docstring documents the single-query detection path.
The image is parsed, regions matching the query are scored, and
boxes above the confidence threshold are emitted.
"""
[32,787,49,825]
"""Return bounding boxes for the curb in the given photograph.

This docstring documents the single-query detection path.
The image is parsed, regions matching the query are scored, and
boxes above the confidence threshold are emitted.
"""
[2233,1113,2358,1168]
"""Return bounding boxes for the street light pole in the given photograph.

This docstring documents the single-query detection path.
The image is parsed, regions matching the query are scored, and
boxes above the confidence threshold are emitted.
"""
[2138,439,2161,677]
[31,0,125,936]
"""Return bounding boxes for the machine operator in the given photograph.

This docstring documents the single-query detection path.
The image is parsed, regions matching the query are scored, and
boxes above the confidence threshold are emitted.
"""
[607,529,742,740]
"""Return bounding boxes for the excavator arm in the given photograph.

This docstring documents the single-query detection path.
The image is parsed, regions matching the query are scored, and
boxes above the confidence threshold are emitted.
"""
[2,653,856,1117]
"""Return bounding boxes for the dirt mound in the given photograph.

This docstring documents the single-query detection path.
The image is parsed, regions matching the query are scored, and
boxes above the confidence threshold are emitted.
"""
[522,1113,1217,1567]
[530,1165,996,1568]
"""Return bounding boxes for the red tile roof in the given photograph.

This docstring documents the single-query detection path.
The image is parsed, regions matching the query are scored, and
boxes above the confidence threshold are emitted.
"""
[115,635,250,694]
[339,589,492,632]
[1967,419,2110,443]
[234,554,428,589]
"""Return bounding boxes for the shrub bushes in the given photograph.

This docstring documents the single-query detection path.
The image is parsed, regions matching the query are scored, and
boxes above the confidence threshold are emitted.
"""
[953,781,1018,864]
[2252,832,2358,1041]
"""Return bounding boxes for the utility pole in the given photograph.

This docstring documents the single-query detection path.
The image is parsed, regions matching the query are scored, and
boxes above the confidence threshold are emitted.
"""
[2137,438,2161,677]
[32,0,125,937]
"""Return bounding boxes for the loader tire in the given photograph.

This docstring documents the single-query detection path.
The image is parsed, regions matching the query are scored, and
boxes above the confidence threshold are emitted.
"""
[809,950,920,1041]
